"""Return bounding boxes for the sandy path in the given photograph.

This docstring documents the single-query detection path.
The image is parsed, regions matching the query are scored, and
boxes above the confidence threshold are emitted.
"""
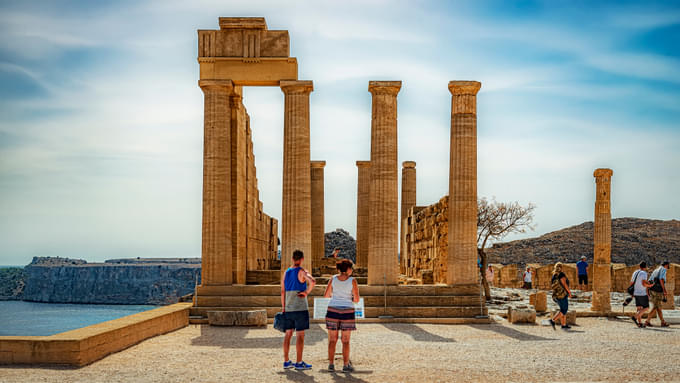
[1,318,679,382]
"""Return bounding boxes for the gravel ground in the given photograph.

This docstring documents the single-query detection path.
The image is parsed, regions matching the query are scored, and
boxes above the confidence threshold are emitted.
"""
[1,318,679,383]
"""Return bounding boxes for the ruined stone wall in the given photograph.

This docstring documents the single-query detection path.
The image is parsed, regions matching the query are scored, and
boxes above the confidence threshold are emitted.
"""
[403,196,448,284]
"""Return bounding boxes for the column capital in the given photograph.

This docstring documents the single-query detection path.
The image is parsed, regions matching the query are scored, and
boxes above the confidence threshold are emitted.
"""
[356,160,371,168]
[199,79,235,92]
[594,168,613,178]
[368,81,402,95]
[280,80,314,94]
[311,160,326,168]
[402,161,416,169]
[448,81,481,95]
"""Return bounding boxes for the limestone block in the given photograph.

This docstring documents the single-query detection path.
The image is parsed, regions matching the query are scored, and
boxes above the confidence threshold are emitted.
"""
[552,310,576,325]
[207,310,267,326]
[508,306,536,324]
[529,291,547,312]
[420,269,434,285]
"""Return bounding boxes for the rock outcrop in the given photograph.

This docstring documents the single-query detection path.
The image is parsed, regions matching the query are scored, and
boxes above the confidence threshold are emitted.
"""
[324,229,356,263]
[487,218,680,265]
[21,257,200,305]
[0,267,25,300]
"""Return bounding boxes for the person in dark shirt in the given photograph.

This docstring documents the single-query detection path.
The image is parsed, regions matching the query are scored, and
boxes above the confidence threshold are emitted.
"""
[576,256,588,290]
[550,262,573,330]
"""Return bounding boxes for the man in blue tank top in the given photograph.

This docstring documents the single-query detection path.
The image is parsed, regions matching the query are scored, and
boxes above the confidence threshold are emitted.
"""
[281,249,316,370]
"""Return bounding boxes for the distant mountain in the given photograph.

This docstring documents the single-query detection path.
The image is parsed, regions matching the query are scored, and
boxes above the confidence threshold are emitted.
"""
[486,217,680,266]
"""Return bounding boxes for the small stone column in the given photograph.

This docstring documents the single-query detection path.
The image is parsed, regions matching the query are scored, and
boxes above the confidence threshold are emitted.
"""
[355,161,371,268]
[591,168,613,312]
[310,160,326,271]
[280,80,313,274]
[368,81,401,285]
[199,79,235,285]
[447,81,481,286]
[400,161,416,274]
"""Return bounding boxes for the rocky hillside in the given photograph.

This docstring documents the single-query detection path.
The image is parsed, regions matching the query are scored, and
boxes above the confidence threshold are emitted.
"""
[324,229,356,263]
[487,218,680,265]
[0,267,25,300]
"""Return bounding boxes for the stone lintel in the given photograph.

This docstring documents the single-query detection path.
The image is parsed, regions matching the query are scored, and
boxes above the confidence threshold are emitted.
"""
[198,79,234,91]
[280,80,314,94]
[356,160,371,167]
[368,81,402,95]
[310,160,326,168]
[594,168,613,178]
[219,17,267,30]
[448,81,481,95]
[199,58,298,86]
[402,161,416,168]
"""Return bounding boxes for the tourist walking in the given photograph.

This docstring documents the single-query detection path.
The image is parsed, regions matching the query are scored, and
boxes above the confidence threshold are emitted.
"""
[645,261,671,327]
[324,259,360,373]
[550,262,572,330]
[523,267,533,289]
[629,262,654,328]
[576,256,588,290]
[281,250,316,370]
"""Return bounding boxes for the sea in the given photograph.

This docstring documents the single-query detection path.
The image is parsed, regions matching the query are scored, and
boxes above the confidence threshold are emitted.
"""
[0,301,156,336]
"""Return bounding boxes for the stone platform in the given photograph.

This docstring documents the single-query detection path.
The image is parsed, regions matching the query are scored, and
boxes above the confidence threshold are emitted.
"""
[191,284,486,323]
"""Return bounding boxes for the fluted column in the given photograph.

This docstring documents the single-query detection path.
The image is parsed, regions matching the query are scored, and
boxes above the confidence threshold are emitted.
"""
[368,81,401,285]
[400,161,416,274]
[355,161,371,268]
[230,87,247,284]
[310,160,326,271]
[592,168,613,312]
[199,79,234,285]
[447,81,481,286]
[280,80,313,274]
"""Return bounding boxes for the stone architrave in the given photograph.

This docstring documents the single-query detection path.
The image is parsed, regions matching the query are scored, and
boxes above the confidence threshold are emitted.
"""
[280,80,313,273]
[367,81,401,285]
[400,161,416,273]
[355,161,371,268]
[447,81,481,286]
[591,168,613,312]
[310,161,326,271]
[199,79,235,285]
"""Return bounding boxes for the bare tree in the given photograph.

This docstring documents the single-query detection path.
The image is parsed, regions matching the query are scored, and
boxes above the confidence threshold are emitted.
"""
[477,198,536,300]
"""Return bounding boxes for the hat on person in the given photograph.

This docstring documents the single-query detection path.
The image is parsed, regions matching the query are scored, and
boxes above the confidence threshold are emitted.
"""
[581,256,586,260]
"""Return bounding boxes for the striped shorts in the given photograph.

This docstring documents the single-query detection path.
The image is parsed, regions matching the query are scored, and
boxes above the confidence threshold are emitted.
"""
[325,306,356,331]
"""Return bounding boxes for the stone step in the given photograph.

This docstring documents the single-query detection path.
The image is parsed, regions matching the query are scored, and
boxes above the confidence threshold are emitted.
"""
[195,284,480,297]
[190,306,487,318]
[195,295,483,307]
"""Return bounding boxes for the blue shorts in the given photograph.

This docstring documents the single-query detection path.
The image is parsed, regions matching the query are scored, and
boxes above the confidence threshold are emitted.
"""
[284,310,309,331]
[556,297,569,314]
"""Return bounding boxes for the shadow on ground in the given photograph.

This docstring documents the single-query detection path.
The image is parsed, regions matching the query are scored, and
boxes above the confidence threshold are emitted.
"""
[191,323,327,349]
[469,323,556,341]
[276,369,373,383]
[381,323,455,342]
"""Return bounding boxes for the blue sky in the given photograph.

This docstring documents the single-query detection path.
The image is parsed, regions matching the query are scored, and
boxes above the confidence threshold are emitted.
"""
[1,0,679,266]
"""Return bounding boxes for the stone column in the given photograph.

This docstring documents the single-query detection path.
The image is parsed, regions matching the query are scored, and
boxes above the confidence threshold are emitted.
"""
[355,161,371,268]
[591,168,613,312]
[400,161,416,274]
[199,79,234,285]
[368,81,401,285]
[447,81,481,286]
[230,87,247,284]
[310,160,326,271]
[280,80,313,274]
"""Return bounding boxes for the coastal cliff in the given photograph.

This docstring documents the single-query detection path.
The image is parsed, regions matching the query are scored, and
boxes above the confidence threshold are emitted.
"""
[20,257,201,305]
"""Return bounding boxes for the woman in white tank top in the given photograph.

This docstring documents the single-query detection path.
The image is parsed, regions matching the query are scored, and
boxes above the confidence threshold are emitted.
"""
[323,258,360,372]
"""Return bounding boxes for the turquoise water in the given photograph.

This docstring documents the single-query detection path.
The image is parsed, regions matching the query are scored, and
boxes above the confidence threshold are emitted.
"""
[0,301,155,336]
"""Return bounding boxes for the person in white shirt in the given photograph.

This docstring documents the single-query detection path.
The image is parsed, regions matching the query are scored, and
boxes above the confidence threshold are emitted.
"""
[629,262,654,328]
[523,267,533,289]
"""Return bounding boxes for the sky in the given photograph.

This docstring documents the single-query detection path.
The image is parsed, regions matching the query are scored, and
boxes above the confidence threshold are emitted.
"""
[1,0,679,266]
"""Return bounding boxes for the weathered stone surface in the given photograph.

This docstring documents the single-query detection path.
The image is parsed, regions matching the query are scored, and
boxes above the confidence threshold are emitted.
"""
[448,81,481,286]
[280,80,313,274]
[400,161,416,274]
[552,310,577,325]
[529,291,547,312]
[355,161,370,268]
[592,168,613,312]
[507,306,536,324]
[311,161,326,270]
[207,310,267,326]
[368,81,401,285]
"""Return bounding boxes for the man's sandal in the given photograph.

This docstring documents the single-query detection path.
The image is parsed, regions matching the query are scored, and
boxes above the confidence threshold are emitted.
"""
[661,322,670,327]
